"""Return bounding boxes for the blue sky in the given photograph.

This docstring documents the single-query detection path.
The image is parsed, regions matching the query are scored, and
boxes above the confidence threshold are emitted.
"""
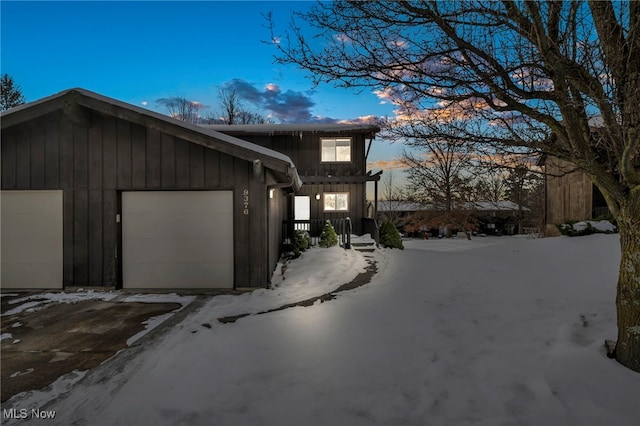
[1,1,406,175]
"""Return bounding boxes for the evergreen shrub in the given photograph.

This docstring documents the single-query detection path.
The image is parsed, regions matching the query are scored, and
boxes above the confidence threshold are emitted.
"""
[319,221,339,247]
[292,230,311,256]
[380,221,404,249]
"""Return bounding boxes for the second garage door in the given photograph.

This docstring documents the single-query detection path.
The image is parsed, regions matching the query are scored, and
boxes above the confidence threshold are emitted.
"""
[122,191,234,289]
[1,190,63,289]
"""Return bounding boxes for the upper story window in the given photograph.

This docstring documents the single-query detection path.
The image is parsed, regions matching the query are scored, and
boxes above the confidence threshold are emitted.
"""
[321,137,351,162]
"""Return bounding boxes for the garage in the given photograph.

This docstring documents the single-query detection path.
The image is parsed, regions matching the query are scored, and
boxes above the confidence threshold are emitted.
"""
[122,191,234,289]
[1,190,63,289]
[2,88,302,289]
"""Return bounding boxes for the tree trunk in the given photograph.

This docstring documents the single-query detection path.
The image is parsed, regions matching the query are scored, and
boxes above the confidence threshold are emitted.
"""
[615,200,640,372]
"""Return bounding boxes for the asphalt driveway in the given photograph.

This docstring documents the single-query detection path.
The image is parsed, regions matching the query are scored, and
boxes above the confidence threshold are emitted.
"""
[1,292,183,402]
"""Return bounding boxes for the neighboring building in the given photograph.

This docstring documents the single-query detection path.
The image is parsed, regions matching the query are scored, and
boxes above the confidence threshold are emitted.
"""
[1,88,302,290]
[203,124,382,238]
[377,200,530,236]
[538,155,610,234]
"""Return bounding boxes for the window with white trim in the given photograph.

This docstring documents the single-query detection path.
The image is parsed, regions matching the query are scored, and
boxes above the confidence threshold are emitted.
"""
[324,193,349,212]
[321,137,351,162]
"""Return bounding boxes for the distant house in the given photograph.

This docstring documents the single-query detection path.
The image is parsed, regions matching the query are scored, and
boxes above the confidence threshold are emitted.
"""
[377,200,530,236]
[1,88,381,291]
[537,155,610,234]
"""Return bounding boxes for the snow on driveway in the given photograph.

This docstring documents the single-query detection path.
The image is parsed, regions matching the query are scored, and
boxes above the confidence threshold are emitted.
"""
[5,235,640,425]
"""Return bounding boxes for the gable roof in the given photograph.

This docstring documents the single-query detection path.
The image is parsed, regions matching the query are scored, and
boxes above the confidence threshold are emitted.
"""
[202,123,380,137]
[1,88,302,190]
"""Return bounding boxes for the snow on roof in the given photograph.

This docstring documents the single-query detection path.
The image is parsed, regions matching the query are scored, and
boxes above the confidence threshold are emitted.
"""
[377,200,530,212]
[377,201,428,212]
[471,201,531,211]
[201,123,380,135]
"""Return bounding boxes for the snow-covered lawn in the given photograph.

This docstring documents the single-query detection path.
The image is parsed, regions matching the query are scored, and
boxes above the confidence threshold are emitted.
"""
[4,235,640,425]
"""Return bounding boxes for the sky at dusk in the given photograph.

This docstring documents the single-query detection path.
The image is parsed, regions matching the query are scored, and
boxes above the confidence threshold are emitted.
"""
[1,1,406,176]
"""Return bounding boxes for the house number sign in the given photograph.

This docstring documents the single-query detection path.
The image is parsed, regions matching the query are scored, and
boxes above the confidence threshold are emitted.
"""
[243,189,249,215]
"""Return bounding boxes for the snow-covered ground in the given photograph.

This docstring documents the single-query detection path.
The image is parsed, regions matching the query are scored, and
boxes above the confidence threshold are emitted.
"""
[4,235,640,425]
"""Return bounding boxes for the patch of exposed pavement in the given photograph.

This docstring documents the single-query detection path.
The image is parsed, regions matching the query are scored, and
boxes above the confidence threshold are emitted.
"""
[217,258,378,324]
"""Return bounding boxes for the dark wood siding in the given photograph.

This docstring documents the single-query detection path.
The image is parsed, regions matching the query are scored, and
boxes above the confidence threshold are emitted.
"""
[219,132,370,235]
[267,173,287,282]
[235,133,367,177]
[2,109,275,288]
[295,183,365,235]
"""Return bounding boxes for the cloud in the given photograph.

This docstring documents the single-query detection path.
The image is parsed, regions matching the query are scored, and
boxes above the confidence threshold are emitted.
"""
[338,115,380,125]
[222,79,319,123]
[219,79,385,124]
[367,159,408,170]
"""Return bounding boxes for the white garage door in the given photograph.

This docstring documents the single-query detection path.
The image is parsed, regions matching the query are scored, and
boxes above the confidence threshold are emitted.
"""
[122,191,234,289]
[1,190,63,289]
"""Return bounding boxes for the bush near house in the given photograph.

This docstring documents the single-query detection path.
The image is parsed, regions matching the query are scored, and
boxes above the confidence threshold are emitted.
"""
[292,230,311,256]
[558,220,617,237]
[380,221,404,249]
[319,221,339,247]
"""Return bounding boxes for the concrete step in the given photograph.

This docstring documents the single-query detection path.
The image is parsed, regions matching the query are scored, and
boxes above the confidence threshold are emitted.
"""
[352,241,376,253]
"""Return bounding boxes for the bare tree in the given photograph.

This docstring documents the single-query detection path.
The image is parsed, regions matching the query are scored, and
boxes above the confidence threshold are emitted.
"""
[378,170,406,225]
[271,1,640,371]
[505,163,543,233]
[208,87,274,124]
[399,129,481,240]
[475,173,507,203]
[156,97,206,124]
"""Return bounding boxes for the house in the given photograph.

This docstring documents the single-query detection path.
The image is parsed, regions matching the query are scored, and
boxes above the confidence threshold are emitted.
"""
[1,88,382,291]
[537,155,610,234]
[377,200,530,236]
[203,124,382,239]
[1,88,302,290]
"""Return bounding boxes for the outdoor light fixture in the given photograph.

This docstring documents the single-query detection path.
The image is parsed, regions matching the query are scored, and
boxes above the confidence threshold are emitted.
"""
[315,193,321,200]
[269,189,275,199]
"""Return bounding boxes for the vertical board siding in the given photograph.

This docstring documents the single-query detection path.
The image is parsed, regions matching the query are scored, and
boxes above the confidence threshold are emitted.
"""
[2,131,17,188]
[204,149,220,187]
[16,128,31,188]
[88,119,103,189]
[174,138,190,188]
[233,159,250,286]
[60,119,74,188]
[89,190,103,286]
[161,133,176,187]
[102,117,117,189]
[248,167,267,285]
[131,123,147,188]
[63,189,74,286]
[103,190,118,286]
[116,120,132,188]
[74,125,89,189]
[44,116,60,189]
[545,157,595,224]
[30,125,46,188]
[267,175,285,279]
[146,128,162,188]
[189,144,205,188]
[73,189,89,285]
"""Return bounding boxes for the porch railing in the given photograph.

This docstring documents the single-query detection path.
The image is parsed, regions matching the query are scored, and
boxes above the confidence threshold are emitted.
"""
[362,217,380,247]
[283,218,352,249]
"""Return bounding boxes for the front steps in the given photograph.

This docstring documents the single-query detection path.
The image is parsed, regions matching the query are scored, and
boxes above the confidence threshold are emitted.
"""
[351,241,377,253]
